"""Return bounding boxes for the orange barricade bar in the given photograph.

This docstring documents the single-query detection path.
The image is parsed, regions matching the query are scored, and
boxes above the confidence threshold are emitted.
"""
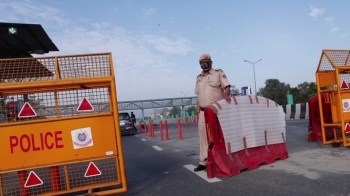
[0,53,127,195]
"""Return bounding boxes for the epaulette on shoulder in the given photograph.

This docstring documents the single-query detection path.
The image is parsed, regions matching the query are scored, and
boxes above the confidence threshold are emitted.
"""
[214,69,223,72]
[197,74,201,78]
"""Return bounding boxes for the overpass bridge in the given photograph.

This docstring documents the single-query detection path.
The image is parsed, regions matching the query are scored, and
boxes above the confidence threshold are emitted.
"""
[117,96,197,119]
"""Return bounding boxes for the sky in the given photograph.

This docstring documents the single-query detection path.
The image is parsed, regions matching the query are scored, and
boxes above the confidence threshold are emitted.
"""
[1,0,349,102]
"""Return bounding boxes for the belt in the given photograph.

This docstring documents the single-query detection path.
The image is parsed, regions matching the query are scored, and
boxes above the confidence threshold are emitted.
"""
[200,107,205,111]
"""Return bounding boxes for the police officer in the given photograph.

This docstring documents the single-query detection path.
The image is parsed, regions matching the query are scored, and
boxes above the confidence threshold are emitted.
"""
[194,54,231,172]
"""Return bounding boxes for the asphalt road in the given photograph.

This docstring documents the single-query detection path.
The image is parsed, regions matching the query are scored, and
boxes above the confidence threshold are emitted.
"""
[116,120,350,196]
[62,120,350,196]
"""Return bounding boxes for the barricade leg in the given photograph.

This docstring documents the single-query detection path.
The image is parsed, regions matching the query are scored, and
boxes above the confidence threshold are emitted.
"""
[206,161,215,179]
[18,171,30,196]
[50,166,61,192]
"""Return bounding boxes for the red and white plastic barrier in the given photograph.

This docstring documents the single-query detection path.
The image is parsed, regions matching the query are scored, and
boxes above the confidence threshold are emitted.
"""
[204,95,289,178]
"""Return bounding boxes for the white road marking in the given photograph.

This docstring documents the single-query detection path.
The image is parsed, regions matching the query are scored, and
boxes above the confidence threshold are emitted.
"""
[141,139,147,141]
[183,164,221,183]
[152,145,163,151]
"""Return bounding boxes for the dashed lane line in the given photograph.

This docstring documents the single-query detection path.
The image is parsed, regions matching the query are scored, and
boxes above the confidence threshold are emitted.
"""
[141,139,147,141]
[152,145,163,151]
[183,164,221,183]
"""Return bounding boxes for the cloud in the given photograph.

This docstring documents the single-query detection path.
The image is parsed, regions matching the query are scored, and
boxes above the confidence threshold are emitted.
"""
[142,7,156,17]
[324,17,333,24]
[324,17,339,33]
[341,32,349,37]
[45,23,194,101]
[309,6,324,20]
[0,1,69,26]
[144,35,193,55]
[330,26,339,32]
[46,23,194,100]
[0,1,196,100]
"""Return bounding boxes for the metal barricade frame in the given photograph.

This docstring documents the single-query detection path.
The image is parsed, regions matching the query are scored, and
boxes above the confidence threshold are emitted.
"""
[316,49,350,147]
[0,53,127,196]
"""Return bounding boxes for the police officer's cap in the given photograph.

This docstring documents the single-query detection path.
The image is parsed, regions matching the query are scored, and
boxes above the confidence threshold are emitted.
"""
[199,54,211,62]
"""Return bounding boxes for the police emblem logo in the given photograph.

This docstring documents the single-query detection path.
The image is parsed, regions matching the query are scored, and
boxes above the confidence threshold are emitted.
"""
[78,132,87,142]
[342,99,350,112]
[71,127,94,149]
[75,130,91,146]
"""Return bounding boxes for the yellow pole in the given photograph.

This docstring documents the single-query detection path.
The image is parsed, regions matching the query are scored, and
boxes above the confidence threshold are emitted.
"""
[109,53,128,191]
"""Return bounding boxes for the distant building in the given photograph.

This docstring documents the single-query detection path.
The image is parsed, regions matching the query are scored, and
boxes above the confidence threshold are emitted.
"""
[148,108,170,118]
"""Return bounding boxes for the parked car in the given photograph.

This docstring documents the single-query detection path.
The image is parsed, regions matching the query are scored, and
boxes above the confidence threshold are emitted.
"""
[119,112,137,135]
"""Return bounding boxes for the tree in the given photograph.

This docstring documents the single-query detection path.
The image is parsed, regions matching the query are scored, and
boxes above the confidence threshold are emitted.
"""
[288,82,318,103]
[170,106,181,116]
[296,82,310,103]
[230,85,240,96]
[288,87,300,103]
[308,82,317,98]
[258,79,290,105]
[186,106,197,115]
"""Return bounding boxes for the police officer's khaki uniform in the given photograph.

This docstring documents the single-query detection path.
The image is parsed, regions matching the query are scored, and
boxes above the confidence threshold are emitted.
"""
[195,68,230,166]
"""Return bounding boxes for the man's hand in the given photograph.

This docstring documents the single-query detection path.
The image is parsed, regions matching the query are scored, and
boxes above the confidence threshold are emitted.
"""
[223,86,231,104]
[223,94,231,104]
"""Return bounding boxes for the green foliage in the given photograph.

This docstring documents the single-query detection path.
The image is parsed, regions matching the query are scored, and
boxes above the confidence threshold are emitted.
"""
[186,106,196,114]
[288,82,317,103]
[258,79,290,105]
[170,106,181,116]
[308,82,317,98]
[258,79,318,104]
[230,85,240,95]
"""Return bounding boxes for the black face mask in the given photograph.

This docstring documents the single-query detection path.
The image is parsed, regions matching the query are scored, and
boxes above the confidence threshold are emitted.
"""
[200,61,211,69]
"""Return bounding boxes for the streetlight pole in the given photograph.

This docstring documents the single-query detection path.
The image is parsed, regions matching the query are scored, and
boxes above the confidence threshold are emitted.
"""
[244,59,262,95]
[180,91,190,97]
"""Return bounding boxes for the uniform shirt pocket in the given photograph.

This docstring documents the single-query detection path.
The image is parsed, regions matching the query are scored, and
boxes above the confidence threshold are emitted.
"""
[209,80,220,87]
